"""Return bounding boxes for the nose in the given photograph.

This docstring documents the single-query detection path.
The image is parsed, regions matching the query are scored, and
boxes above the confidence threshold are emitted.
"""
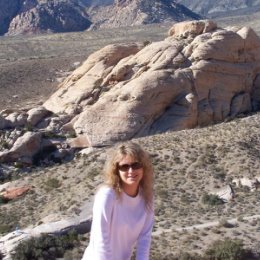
[128,167,134,173]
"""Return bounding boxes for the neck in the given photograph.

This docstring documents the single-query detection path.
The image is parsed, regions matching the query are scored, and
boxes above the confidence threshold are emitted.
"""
[122,184,139,197]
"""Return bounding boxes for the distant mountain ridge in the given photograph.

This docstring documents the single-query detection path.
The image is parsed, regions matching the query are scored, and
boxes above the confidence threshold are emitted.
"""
[0,0,200,35]
[2,0,260,36]
[87,0,201,30]
[175,0,260,17]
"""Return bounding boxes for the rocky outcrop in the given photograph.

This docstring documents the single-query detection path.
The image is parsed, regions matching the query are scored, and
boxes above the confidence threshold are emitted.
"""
[42,20,260,146]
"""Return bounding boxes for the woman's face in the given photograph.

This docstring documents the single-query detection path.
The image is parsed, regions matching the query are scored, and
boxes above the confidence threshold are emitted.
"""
[117,155,143,195]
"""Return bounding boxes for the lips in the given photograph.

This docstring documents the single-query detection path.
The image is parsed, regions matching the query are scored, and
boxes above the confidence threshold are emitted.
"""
[127,175,138,180]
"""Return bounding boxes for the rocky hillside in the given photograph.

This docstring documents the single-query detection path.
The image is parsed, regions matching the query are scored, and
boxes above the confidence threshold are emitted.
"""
[0,20,260,166]
[0,0,201,35]
[0,112,259,259]
[1,0,91,36]
[176,0,260,17]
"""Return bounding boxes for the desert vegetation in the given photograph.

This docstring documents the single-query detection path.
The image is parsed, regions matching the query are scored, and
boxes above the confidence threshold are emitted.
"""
[0,111,259,259]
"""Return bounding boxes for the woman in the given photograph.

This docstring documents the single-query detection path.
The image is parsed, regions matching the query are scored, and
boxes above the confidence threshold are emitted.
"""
[82,141,154,260]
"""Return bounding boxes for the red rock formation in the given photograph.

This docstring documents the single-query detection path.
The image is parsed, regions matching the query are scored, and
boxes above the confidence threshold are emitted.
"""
[1,186,31,200]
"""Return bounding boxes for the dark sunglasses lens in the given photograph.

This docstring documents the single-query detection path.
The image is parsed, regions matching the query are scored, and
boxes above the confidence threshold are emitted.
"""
[118,164,130,171]
[131,162,142,170]
[118,162,142,171]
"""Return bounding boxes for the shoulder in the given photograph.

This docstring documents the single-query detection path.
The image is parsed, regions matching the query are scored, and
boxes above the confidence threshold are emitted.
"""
[95,185,117,202]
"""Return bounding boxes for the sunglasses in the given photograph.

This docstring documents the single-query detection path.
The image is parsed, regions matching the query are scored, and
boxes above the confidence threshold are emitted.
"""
[118,162,143,172]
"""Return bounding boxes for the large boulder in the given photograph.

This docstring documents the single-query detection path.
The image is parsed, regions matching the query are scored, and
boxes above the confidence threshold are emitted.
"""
[26,106,51,127]
[43,20,260,147]
[0,132,42,163]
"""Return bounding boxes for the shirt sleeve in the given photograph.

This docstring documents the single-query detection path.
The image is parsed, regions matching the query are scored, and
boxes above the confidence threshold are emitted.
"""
[89,187,116,260]
[136,207,154,260]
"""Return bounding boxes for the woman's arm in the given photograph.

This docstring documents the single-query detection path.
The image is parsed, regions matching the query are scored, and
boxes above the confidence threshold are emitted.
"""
[87,187,116,260]
[136,209,154,260]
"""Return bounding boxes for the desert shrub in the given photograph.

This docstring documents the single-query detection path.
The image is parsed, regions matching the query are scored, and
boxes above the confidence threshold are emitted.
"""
[205,238,249,260]
[178,252,202,260]
[202,193,224,206]
[12,230,79,260]
[143,40,151,46]
[0,224,12,234]
[44,178,61,190]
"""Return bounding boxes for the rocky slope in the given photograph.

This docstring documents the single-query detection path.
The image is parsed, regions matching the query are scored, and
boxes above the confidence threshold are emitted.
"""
[87,0,201,29]
[0,112,259,259]
[5,0,92,36]
[176,0,260,17]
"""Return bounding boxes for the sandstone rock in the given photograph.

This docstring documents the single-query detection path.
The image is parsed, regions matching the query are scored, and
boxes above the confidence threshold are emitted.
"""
[68,135,90,148]
[2,112,28,129]
[0,182,11,193]
[210,185,235,203]
[0,132,42,163]
[232,177,259,191]
[44,43,143,114]
[27,106,51,126]
[1,186,30,200]
[41,20,260,146]
[168,20,217,37]
[45,114,72,132]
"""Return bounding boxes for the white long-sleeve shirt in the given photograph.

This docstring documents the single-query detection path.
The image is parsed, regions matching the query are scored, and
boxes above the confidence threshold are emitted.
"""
[82,186,154,260]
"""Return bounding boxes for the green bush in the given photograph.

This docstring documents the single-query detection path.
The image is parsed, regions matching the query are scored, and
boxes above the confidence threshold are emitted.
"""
[0,224,12,234]
[12,230,79,260]
[205,238,249,260]
[44,178,61,190]
[202,193,224,206]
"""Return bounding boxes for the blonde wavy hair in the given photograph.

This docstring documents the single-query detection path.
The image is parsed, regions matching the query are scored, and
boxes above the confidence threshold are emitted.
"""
[103,141,154,211]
